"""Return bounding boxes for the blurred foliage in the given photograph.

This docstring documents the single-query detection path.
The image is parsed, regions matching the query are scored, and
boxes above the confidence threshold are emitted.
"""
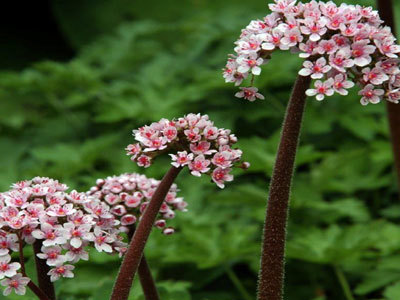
[0,0,400,299]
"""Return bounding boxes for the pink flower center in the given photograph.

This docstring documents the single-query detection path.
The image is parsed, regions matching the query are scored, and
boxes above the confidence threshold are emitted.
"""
[0,263,9,272]
[9,280,19,288]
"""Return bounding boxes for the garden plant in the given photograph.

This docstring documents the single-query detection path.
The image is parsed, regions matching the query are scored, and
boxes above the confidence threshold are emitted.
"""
[1,0,400,299]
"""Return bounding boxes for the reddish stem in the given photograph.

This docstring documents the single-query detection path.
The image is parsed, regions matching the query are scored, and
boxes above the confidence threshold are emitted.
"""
[257,74,311,300]
[17,234,51,300]
[128,226,160,300]
[33,240,57,300]
[110,166,182,300]
[377,0,400,193]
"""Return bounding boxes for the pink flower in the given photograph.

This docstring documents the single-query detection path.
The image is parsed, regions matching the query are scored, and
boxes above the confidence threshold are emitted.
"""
[32,223,67,247]
[362,67,389,85]
[332,74,355,96]
[306,79,334,101]
[121,214,137,226]
[375,37,400,58]
[189,155,211,177]
[0,274,30,296]
[281,27,303,47]
[48,264,75,282]
[170,151,194,168]
[0,234,18,256]
[237,53,264,75]
[136,155,152,168]
[212,168,234,189]
[298,57,331,79]
[0,255,20,279]
[359,84,384,105]
[212,151,233,168]
[300,18,327,41]
[36,245,67,266]
[262,28,288,51]
[351,40,376,67]
[235,87,265,102]
[329,47,354,72]
[93,227,114,253]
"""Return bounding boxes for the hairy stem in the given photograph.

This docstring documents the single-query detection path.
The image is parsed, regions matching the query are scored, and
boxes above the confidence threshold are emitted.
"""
[128,226,160,300]
[257,74,311,300]
[334,265,355,300]
[33,240,56,300]
[377,0,400,194]
[17,235,51,300]
[110,166,182,300]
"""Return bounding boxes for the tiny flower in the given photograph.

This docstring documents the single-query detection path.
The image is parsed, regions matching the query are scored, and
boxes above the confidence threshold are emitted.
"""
[237,53,264,75]
[0,274,30,296]
[359,84,384,105]
[351,40,376,67]
[169,151,194,168]
[189,155,211,177]
[48,264,75,282]
[36,245,67,266]
[235,87,265,102]
[212,168,234,189]
[332,74,355,96]
[362,67,389,85]
[0,255,20,279]
[306,79,334,101]
[298,57,331,79]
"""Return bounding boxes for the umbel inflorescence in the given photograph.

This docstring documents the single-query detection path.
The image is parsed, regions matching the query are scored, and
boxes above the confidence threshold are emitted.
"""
[0,177,126,296]
[88,173,187,235]
[223,0,400,105]
[126,113,249,188]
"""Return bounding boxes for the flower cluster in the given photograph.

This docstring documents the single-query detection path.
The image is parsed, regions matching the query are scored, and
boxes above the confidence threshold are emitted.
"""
[223,0,400,105]
[88,173,187,235]
[126,113,249,188]
[0,177,126,296]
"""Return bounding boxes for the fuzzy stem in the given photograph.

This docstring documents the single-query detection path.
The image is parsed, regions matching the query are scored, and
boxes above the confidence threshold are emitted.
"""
[17,235,51,300]
[127,226,160,300]
[377,0,400,194]
[33,240,56,300]
[110,166,182,300]
[334,265,355,300]
[257,74,311,300]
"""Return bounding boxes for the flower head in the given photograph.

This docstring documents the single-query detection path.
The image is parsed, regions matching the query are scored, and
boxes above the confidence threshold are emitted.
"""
[0,274,30,296]
[224,0,400,105]
[0,177,125,285]
[127,114,248,188]
[88,173,187,235]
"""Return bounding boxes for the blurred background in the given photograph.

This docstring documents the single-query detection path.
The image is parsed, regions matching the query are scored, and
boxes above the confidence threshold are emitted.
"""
[1,0,400,299]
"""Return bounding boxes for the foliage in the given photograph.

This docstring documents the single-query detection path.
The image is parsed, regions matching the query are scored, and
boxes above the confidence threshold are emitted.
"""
[0,0,399,299]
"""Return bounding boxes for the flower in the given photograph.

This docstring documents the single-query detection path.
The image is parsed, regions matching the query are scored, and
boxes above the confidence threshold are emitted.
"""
[88,173,187,235]
[0,274,30,296]
[0,255,20,279]
[48,264,75,282]
[223,0,400,105]
[359,84,385,105]
[235,87,265,101]
[126,114,248,188]
[0,177,126,285]
[306,79,334,101]
[298,57,331,79]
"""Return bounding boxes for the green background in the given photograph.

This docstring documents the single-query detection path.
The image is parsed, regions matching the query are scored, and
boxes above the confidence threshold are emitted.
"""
[1,0,400,299]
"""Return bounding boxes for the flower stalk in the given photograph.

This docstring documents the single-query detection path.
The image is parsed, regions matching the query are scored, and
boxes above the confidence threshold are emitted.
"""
[257,74,311,300]
[377,0,400,194]
[110,166,182,300]
[33,240,56,300]
[127,226,160,300]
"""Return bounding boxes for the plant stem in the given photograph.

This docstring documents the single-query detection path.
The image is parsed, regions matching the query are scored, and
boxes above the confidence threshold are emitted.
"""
[17,235,51,300]
[377,0,400,194]
[128,226,160,300]
[110,166,182,300]
[33,240,57,300]
[257,74,311,300]
[334,265,355,300]
[226,266,253,300]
